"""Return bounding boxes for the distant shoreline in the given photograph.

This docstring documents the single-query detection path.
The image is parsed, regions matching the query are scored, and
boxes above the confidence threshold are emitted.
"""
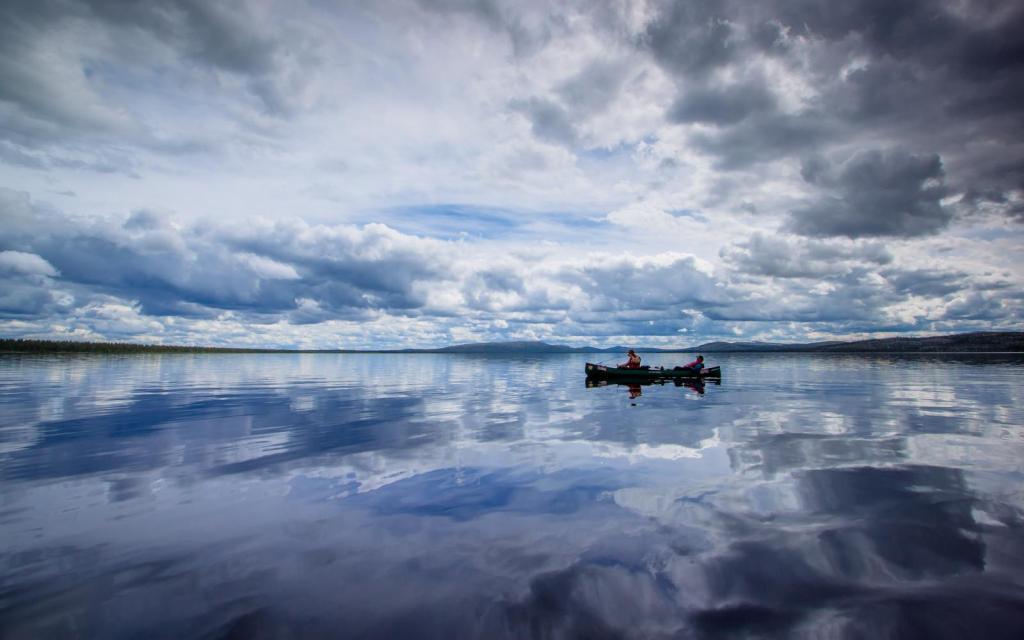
[2,332,1022,355]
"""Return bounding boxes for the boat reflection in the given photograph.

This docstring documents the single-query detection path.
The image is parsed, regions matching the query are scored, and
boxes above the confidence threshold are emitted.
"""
[585,377,718,396]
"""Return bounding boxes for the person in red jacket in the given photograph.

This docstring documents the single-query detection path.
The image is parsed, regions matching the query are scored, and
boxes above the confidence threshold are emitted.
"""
[620,349,641,369]
[680,355,704,373]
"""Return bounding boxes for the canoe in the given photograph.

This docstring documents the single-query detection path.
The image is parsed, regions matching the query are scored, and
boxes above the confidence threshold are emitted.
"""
[585,362,721,380]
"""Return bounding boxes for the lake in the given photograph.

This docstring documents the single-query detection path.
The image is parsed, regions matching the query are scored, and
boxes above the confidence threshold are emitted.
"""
[2,352,1023,639]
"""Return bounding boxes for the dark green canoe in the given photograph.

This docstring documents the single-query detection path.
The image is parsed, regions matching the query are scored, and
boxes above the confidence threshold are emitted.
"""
[585,362,721,380]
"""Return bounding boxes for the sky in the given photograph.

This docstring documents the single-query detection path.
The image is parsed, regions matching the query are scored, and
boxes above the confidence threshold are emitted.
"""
[1,0,1022,349]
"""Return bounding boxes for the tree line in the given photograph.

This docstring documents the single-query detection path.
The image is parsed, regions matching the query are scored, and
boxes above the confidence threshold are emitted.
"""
[0,339,291,354]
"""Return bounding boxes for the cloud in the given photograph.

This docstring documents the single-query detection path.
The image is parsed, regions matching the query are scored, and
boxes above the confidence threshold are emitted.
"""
[89,0,279,75]
[0,191,751,345]
[0,248,67,317]
[722,234,892,279]
[691,111,834,169]
[414,0,556,58]
[0,284,68,318]
[667,80,777,126]
[880,268,967,298]
[1,189,455,322]
[774,0,1024,218]
[941,291,1011,322]
[634,0,1024,221]
[556,59,630,116]
[0,4,141,145]
[788,149,952,238]
[0,0,313,159]
[511,97,578,148]
[568,254,722,312]
[641,0,738,79]
[714,228,1024,331]
[0,250,59,277]
[1,2,1021,345]
[5,185,1021,346]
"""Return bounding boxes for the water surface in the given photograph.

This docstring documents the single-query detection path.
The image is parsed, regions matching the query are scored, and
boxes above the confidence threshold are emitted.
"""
[2,353,1023,639]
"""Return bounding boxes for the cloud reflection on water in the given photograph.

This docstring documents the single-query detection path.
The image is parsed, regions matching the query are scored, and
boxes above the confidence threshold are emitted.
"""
[1,353,1023,639]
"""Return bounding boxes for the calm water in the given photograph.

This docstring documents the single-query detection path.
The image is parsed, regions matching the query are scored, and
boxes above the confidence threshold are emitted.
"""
[2,352,1023,639]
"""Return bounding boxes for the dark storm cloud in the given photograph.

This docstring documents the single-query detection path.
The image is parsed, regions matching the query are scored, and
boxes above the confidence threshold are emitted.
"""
[769,0,1024,79]
[667,80,777,126]
[641,0,738,79]
[821,59,925,126]
[690,111,833,169]
[640,0,1024,222]
[759,0,1024,114]
[788,150,952,238]
[768,0,956,55]
[639,0,789,160]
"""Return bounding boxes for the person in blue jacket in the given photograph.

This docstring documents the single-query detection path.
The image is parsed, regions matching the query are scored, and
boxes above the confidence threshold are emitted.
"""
[678,354,704,373]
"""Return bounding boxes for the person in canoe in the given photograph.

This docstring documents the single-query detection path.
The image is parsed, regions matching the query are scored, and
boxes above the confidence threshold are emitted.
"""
[676,354,704,374]
[620,349,642,369]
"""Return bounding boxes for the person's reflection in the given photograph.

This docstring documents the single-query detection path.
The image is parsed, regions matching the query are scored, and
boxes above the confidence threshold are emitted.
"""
[675,379,705,395]
[628,384,642,400]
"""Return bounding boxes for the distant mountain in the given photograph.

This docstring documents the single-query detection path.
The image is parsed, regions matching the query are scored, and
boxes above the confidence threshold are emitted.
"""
[794,332,1024,353]
[684,332,1024,353]
[685,340,845,352]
